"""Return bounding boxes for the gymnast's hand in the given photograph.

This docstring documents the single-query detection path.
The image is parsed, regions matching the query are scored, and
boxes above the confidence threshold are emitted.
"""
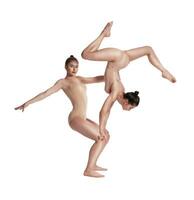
[15,103,28,112]
[98,128,108,141]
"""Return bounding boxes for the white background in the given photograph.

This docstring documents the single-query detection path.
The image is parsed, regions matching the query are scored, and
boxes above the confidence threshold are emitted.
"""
[0,0,194,199]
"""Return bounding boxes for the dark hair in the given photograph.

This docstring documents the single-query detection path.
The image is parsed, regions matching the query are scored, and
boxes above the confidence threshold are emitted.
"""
[65,55,78,67]
[123,91,140,106]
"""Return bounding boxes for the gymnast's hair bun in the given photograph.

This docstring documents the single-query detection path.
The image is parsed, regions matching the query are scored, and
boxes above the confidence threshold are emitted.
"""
[65,55,78,67]
[123,91,140,106]
[134,91,139,96]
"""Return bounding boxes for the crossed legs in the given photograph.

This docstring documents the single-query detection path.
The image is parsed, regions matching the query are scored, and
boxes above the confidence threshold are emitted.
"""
[69,117,110,178]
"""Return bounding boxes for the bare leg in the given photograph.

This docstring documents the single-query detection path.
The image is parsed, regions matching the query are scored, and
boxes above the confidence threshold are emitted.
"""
[81,21,122,62]
[69,117,109,177]
[82,21,112,54]
[87,118,110,171]
[125,46,176,83]
[92,134,109,171]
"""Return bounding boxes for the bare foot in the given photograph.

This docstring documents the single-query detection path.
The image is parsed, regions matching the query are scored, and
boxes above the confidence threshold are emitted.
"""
[93,165,107,171]
[83,169,104,178]
[101,21,113,37]
[162,69,176,83]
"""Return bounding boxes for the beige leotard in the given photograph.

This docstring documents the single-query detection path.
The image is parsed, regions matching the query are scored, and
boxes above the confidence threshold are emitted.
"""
[62,77,87,124]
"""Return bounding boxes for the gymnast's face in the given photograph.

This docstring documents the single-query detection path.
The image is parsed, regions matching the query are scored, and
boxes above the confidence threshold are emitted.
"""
[121,99,136,111]
[66,61,79,76]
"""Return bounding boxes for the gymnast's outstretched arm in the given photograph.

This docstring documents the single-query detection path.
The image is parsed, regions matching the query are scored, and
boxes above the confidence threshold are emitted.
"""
[15,79,65,112]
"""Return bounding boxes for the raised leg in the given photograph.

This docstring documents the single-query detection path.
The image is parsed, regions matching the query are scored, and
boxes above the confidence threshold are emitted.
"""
[81,21,121,62]
[69,117,109,178]
[84,21,113,52]
[125,46,176,83]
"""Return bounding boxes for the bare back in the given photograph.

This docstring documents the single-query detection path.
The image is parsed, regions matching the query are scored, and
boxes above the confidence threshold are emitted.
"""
[104,49,130,94]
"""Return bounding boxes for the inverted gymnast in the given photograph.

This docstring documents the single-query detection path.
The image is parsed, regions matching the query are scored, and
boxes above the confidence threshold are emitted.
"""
[81,21,176,139]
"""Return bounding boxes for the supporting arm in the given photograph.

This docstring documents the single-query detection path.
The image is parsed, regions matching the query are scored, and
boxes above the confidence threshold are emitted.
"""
[99,92,117,137]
